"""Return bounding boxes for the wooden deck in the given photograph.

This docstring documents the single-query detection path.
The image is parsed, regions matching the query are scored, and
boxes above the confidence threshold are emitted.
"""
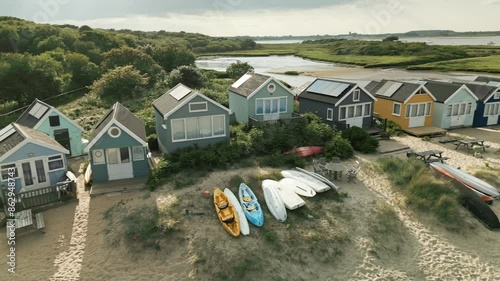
[403,126,447,137]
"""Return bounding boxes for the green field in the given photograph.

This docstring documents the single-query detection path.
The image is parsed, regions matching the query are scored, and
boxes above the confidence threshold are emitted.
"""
[201,42,500,72]
[408,55,500,73]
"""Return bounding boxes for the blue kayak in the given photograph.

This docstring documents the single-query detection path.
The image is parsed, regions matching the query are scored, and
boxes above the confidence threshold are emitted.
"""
[238,183,264,227]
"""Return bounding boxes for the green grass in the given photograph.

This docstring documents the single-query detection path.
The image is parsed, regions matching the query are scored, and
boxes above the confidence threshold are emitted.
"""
[104,200,182,251]
[199,42,500,70]
[473,168,500,187]
[409,55,500,73]
[377,157,464,224]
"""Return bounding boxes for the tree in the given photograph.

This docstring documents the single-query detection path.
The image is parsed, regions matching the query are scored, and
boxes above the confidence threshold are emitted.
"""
[226,61,254,79]
[65,53,100,88]
[35,35,66,53]
[101,46,163,84]
[166,65,205,89]
[240,39,257,50]
[149,44,196,73]
[0,25,18,52]
[0,53,63,104]
[382,36,400,42]
[90,65,149,102]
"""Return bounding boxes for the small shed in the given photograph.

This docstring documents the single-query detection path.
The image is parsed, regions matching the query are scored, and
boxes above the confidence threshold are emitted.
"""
[84,103,150,182]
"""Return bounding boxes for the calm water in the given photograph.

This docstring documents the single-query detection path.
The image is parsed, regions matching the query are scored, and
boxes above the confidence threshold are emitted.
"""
[256,36,500,46]
[195,55,488,87]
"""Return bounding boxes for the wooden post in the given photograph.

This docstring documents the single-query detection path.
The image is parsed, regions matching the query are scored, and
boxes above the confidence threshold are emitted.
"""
[383,118,388,132]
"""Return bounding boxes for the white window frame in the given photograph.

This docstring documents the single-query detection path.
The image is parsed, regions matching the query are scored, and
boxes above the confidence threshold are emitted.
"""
[189,102,208,113]
[353,89,361,102]
[495,90,500,100]
[47,154,65,172]
[405,102,431,119]
[171,115,226,143]
[484,102,500,117]
[393,102,402,116]
[338,103,372,121]
[107,126,122,138]
[326,108,334,121]
[92,149,105,165]
[1,163,19,181]
[132,146,145,161]
[255,97,287,116]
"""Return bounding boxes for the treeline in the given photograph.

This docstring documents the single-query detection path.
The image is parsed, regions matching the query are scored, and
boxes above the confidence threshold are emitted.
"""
[0,17,256,106]
[302,39,469,60]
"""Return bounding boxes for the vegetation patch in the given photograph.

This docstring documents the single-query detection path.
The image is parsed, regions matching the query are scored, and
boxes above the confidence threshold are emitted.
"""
[377,157,464,224]
[342,127,379,153]
[103,196,182,252]
[473,167,500,187]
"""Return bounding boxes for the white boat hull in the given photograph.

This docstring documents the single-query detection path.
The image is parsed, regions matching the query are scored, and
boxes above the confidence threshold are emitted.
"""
[279,178,316,198]
[281,170,330,193]
[430,162,500,199]
[295,167,339,191]
[272,180,306,210]
[224,188,250,235]
[262,180,287,222]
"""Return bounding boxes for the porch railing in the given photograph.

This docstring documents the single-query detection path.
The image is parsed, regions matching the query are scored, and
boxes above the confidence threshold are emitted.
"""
[249,113,304,127]
[1,180,76,213]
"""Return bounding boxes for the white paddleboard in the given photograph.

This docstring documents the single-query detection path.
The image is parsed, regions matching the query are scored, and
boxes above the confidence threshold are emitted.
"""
[281,170,330,193]
[84,165,92,184]
[66,171,77,182]
[262,180,287,222]
[295,167,339,191]
[224,188,250,235]
[278,178,316,198]
[273,180,306,210]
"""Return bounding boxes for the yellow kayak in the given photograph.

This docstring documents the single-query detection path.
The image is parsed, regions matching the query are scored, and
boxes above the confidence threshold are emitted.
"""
[213,188,240,237]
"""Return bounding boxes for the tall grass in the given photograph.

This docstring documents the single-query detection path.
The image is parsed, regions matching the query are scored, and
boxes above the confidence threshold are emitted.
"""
[377,157,463,224]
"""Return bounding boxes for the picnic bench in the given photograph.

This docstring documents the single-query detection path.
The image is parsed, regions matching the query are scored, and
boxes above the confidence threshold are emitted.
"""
[414,150,448,163]
[5,209,45,238]
[454,139,488,151]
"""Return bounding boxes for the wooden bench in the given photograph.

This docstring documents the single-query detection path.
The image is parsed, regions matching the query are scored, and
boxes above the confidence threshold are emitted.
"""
[35,212,45,230]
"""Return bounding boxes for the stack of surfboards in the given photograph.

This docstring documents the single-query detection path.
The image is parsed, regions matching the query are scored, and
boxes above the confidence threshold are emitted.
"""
[281,170,337,193]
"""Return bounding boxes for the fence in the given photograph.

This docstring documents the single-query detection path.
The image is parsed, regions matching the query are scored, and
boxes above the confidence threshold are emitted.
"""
[1,181,76,214]
[249,113,304,127]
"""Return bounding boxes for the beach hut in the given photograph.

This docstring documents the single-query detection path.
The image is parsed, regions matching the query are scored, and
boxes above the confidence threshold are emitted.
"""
[298,78,376,129]
[16,99,85,157]
[0,123,69,193]
[83,102,150,182]
[366,80,436,131]
[422,81,478,129]
[153,83,232,154]
[228,73,297,124]
[461,82,500,127]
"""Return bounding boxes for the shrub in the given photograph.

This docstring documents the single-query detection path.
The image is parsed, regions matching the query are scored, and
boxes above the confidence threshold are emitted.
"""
[377,157,463,224]
[284,71,300,75]
[385,120,404,136]
[226,61,254,79]
[342,127,379,153]
[259,153,306,168]
[324,135,354,160]
[166,65,206,89]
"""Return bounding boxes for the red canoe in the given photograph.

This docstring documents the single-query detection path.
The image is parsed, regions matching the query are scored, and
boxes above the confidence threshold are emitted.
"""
[284,146,323,158]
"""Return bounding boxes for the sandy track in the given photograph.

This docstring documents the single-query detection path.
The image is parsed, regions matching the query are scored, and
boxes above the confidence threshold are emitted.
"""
[50,176,89,281]
[356,137,500,281]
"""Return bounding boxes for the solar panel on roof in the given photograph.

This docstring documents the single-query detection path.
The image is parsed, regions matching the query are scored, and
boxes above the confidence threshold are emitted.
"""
[0,125,16,142]
[377,81,403,97]
[28,103,48,119]
[232,74,252,88]
[169,85,192,101]
[307,80,350,97]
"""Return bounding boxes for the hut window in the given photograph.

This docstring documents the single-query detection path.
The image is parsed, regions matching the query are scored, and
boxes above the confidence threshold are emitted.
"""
[48,155,64,171]
[49,116,60,127]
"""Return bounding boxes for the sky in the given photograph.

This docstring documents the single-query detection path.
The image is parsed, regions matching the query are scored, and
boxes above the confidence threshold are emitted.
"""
[1,0,499,36]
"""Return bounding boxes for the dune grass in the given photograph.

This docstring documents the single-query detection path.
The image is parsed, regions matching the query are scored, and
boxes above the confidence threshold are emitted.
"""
[473,167,500,187]
[377,157,463,224]
[103,196,182,252]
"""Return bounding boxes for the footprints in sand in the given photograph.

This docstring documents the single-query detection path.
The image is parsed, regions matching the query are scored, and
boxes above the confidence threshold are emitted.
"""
[50,176,90,281]
[358,169,500,280]
[350,237,411,281]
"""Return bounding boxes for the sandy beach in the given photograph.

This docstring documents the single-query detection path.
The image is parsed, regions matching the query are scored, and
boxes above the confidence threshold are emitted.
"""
[1,127,500,281]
